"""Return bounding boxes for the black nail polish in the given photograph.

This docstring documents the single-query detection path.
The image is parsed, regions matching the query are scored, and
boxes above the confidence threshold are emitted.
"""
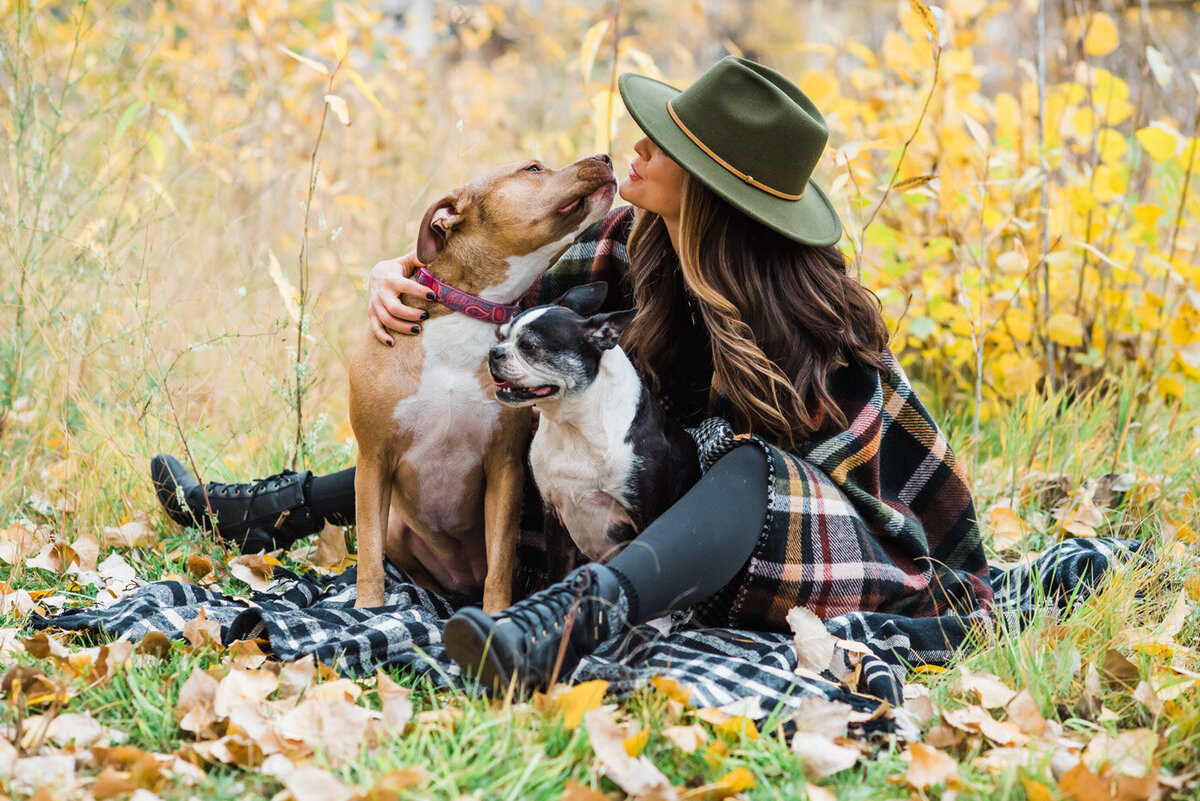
[419,312,429,320]
[386,339,394,347]
[426,292,436,301]
[411,325,421,334]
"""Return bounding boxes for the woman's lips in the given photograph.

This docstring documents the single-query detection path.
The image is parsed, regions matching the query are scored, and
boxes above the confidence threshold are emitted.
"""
[627,165,643,181]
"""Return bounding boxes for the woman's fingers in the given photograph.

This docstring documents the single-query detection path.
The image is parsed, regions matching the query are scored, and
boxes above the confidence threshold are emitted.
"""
[367,254,432,343]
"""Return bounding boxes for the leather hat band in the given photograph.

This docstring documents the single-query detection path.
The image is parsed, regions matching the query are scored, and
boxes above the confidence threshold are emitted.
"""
[667,98,805,201]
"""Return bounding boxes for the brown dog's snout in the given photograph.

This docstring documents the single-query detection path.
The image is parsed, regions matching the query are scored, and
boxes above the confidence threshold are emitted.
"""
[590,153,612,167]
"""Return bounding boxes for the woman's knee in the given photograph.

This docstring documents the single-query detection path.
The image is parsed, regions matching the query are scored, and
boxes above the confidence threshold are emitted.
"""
[703,443,769,486]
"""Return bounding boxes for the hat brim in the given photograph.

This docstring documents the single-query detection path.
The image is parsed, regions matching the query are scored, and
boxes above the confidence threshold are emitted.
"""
[618,73,843,247]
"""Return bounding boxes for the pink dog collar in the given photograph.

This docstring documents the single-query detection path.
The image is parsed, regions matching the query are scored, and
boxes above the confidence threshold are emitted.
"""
[414,267,521,325]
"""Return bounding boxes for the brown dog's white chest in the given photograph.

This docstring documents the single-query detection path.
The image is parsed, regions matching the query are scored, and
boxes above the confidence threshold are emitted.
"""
[391,315,500,534]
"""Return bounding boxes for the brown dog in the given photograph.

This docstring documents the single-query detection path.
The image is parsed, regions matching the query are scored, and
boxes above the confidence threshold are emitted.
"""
[348,155,617,610]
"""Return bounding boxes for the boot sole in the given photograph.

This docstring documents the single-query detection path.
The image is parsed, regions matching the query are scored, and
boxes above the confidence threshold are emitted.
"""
[443,609,518,690]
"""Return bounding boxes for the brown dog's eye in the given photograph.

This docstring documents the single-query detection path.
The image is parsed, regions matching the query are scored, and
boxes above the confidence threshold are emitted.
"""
[524,164,542,172]
[518,339,536,354]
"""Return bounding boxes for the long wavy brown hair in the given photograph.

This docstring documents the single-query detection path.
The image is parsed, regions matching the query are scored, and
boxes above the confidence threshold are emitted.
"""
[622,174,889,450]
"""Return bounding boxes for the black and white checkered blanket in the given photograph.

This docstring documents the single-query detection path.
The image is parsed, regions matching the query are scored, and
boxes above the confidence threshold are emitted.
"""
[31,537,1142,724]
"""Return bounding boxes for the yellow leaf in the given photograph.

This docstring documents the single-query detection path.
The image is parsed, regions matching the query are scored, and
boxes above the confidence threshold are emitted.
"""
[800,71,836,110]
[557,680,608,729]
[335,31,348,62]
[579,19,610,84]
[1157,375,1186,401]
[715,716,758,741]
[623,728,648,757]
[908,0,939,41]
[347,69,386,115]
[1095,128,1127,163]
[895,174,936,191]
[278,45,330,76]
[267,249,301,325]
[325,94,351,126]
[1083,12,1118,57]
[716,767,755,793]
[1133,203,1166,230]
[1047,313,1084,347]
[650,676,692,706]
[1137,126,1179,162]
[905,743,959,790]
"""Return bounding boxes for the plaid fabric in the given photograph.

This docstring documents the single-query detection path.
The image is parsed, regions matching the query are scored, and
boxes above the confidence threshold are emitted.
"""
[522,204,991,630]
[30,538,1144,721]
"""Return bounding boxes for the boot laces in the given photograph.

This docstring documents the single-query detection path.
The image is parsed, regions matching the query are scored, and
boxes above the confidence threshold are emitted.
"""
[501,571,591,643]
[205,469,298,499]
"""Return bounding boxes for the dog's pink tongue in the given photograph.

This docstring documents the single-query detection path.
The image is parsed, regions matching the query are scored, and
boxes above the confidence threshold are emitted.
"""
[558,197,581,214]
[532,386,555,397]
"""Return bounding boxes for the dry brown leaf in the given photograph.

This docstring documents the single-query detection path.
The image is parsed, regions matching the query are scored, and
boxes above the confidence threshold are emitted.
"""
[584,708,678,801]
[364,767,430,800]
[229,639,270,669]
[902,683,935,729]
[279,655,317,699]
[182,607,223,649]
[1082,729,1159,779]
[312,523,349,569]
[1021,473,1073,510]
[786,606,836,675]
[23,630,71,660]
[1021,774,1058,801]
[137,631,172,659]
[213,668,279,719]
[977,747,1035,775]
[187,555,216,583]
[10,754,77,795]
[662,724,707,754]
[804,784,837,801]
[72,533,100,571]
[790,731,859,779]
[1005,688,1047,736]
[177,666,220,737]
[558,780,610,801]
[1101,649,1140,689]
[955,668,1018,709]
[1,665,71,706]
[789,696,852,740]
[904,742,959,790]
[103,512,155,548]
[275,698,378,765]
[1132,681,1163,716]
[986,505,1028,550]
[229,554,278,592]
[1058,762,1110,801]
[283,766,357,801]
[376,671,414,732]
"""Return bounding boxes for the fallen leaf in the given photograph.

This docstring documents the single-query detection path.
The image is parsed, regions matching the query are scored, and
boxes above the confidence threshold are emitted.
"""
[557,680,609,730]
[364,767,429,800]
[805,784,837,801]
[650,676,693,706]
[72,533,100,571]
[789,696,852,740]
[279,655,317,699]
[787,606,837,674]
[624,727,649,757]
[103,512,155,548]
[904,743,959,790]
[177,666,220,737]
[1057,762,1109,801]
[229,554,278,592]
[312,523,349,569]
[9,754,76,795]
[791,731,859,779]
[283,766,357,801]
[715,716,758,741]
[229,639,270,669]
[955,668,1018,709]
[308,678,363,704]
[182,607,222,649]
[1101,649,1140,689]
[559,780,609,801]
[1132,681,1163,716]
[275,698,378,765]
[663,724,708,754]
[584,708,678,801]
[1,665,71,706]
[376,671,414,731]
[1006,689,1047,736]
[137,631,172,659]
[213,668,279,719]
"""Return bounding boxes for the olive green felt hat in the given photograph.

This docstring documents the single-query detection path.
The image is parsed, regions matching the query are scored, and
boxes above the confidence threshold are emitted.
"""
[618,56,842,246]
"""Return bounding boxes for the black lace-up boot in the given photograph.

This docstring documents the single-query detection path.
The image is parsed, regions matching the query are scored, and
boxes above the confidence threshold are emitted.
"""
[150,454,323,553]
[443,565,628,690]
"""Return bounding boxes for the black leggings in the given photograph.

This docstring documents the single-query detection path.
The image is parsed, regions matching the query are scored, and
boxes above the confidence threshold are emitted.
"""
[306,446,768,625]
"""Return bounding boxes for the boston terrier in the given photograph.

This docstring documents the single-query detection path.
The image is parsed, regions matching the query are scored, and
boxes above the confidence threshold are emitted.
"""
[487,282,701,562]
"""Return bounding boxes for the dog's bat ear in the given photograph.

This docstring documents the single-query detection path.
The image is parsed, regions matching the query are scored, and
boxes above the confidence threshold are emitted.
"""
[416,192,466,263]
[554,282,608,316]
[585,308,636,351]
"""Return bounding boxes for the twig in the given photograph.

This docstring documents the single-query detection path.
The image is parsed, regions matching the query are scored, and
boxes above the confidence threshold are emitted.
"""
[1036,0,1057,393]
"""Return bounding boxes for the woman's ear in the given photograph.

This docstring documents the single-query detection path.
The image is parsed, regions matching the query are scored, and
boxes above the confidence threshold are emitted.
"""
[585,308,637,351]
[416,190,467,263]
[553,281,608,316]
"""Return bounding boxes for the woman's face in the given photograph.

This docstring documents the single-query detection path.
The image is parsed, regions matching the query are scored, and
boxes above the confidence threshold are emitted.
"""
[619,136,687,220]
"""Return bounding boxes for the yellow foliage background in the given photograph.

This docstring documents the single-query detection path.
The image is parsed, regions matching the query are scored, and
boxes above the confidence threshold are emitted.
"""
[3,0,1200,499]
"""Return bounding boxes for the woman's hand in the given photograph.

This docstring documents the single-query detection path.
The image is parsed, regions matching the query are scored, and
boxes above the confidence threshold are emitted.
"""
[368,252,434,345]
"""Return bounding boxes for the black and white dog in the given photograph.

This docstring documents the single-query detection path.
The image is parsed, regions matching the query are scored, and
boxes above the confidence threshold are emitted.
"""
[488,282,701,562]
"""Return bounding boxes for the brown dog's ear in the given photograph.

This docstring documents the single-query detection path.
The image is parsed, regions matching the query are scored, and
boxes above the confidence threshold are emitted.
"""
[416,191,467,264]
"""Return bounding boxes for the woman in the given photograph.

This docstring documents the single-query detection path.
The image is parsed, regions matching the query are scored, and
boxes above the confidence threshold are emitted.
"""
[152,57,992,688]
